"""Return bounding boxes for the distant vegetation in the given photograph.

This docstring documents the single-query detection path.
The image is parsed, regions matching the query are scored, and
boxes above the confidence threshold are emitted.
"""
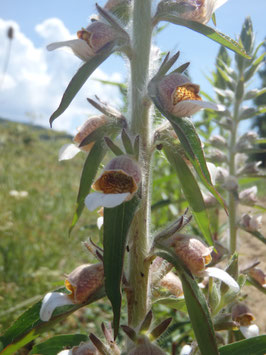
[0,119,103,332]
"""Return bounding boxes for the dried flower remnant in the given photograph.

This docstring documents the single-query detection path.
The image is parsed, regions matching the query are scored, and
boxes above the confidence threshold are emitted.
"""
[47,21,118,61]
[157,73,223,117]
[40,264,104,321]
[85,155,141,210]
[59,115,107,161]
[231,303,259,338]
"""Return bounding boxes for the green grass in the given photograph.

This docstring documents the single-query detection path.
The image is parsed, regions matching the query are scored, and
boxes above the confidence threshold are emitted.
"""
[0,119,102,332]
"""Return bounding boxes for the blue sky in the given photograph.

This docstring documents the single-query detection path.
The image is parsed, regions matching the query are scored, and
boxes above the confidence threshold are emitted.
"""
[0,0,265,132]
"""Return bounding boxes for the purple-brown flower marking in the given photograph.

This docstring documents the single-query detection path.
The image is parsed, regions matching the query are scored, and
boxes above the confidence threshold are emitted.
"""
[47,21,117,61]
[65,263,104,304]
[231,303,255,326]
[176,0,228,24]
[160,271,183,297]
[157,73,222,117]
[85,155,141,211]
[248,268,266,288]
[58,115,107,161]
[167,234,212,274]
[93,155,141,195]
[74,115,107,152]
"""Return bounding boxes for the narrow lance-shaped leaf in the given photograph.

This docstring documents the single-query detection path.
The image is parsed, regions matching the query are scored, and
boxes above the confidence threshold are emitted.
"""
[156,249,219,355]
[103,196,140,338]
[157,15,250,58]
[219,335,266,355]
[69,140,106,234]
[0,288,105,355]
[164,146,213,245]
[30,334,89,355]
[49,42,115,126]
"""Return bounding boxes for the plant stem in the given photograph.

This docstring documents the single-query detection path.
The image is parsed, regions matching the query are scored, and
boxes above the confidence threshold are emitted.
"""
[228,98,241,254]
[127,0,153,328]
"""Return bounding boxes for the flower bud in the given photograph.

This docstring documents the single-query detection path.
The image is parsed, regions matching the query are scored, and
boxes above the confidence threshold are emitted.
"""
[57,342,99,355]
[222,175,239,192]
[85,156,141,210]
[208,149,227,163]
[239,186,257,206]
[202,192,218,208]
[209,135,227,149]
[157,72,223,117]
[231,303,255,326]
[239,213,262,232]
[104,0,131,23]
[47,21,118,61]
[160,271,183,297]
[65,263,104,304]
[236,131,258,151]
[248,268,266,288]
[7,26,14,40]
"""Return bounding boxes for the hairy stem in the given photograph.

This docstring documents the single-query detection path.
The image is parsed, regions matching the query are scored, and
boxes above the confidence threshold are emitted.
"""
[228,97,241,254]
[127,0,153,328]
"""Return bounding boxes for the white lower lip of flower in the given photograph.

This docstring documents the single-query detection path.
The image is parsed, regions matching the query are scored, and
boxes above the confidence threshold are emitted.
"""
[202,267,240,293]
[47,39,93,61]
[180,344,192,355]
[240,324,259,338]
[85,192,130,211]
[97,216,104,229]
[58,143,81,161]
[173,100,225,117]
[206,162,218,185]
[57,350,73,355]
[40,292,74,322]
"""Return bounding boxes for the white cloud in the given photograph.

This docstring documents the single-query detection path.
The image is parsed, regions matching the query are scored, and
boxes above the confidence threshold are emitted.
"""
[0,18,123,133]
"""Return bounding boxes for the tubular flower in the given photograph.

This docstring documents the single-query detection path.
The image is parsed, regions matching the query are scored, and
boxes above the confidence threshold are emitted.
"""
[177,0,228,24]
[59,115,107,161]
[85,155,141,211]
[40,264,104,321]
[231,303,259,339]
[239,213,262,232]
[239,186,258,206]
[128,337,166,355]
[164,234,239,292]
[157,73,223,117]
[47,21,118,61]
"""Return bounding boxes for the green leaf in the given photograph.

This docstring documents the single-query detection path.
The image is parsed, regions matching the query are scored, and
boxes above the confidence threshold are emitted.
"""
[49,42,115,126]
[244,52,265,82]
[164,146,213,245]
[103,196,140,338]
[30,334,89,355]
[219,335,266,355]
[69,140,106,234]
[153,297,186,311]
[0,288,105,355]
[158,15,250,58]
[239,226,266,245]
[156,249,219,355]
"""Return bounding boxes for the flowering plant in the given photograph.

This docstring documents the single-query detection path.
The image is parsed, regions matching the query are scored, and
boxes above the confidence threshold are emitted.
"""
[1,2,265,355]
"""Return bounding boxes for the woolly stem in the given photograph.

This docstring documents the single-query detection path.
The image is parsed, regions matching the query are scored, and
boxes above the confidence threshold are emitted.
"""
[127,0,153,328]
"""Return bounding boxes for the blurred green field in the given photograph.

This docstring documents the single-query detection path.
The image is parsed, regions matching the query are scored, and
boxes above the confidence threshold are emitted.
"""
[0,119,105,333]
